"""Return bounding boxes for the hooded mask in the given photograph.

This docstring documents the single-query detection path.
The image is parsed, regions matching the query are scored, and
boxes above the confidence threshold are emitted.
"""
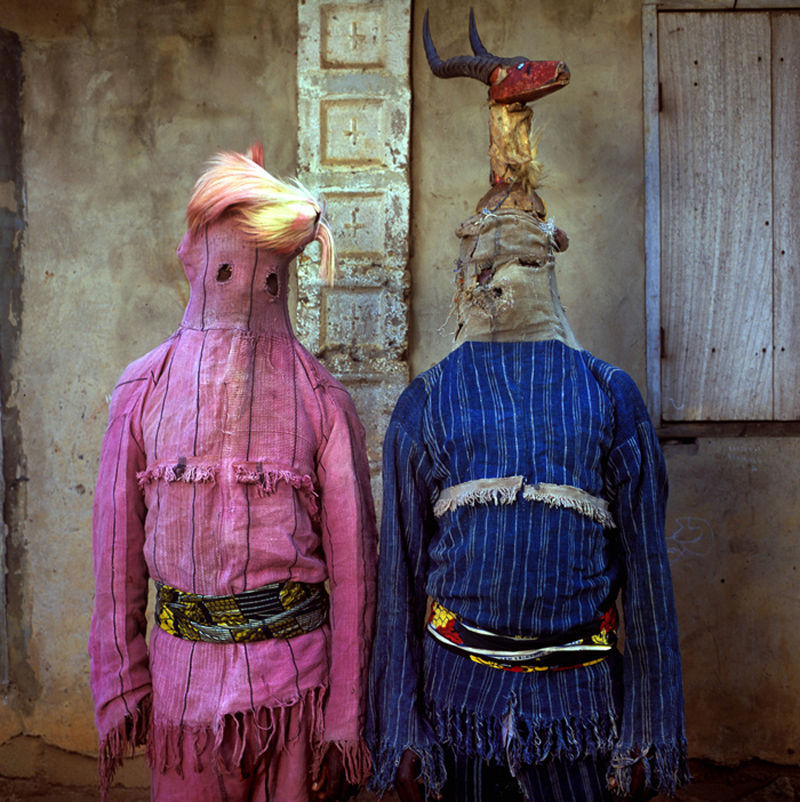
[452,208,580,349]
[178,212,297,335]
[178,143,335,336]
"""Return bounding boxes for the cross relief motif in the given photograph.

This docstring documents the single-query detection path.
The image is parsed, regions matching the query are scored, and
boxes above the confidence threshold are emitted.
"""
[297,0,411,494]
[344,117,362,147]
[343,208,366,238]
[349,22,367,50]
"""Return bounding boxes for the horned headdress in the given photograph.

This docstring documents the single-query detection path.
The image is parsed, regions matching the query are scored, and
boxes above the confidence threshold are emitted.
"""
[423,9,575,346]
[424,8,569,197]
[423,8,570,105]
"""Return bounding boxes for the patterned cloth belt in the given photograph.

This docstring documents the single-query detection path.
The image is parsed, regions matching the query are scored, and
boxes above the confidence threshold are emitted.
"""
[426,600,618,673]
[155,580,328,644]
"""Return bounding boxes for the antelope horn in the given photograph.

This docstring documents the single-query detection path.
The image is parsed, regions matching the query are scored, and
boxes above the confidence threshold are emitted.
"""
[468,9,532,70]
[468,7,491,58]
[423,9,498,85]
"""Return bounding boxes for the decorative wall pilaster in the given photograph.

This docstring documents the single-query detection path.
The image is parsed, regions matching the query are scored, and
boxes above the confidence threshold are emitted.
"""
[297,1,411,506]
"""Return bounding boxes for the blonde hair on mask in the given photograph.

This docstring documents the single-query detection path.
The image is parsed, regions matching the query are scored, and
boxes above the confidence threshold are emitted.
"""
[186,143,336,285]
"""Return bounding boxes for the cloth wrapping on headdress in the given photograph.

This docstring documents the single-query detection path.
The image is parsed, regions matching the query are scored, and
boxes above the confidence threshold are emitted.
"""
[452,209,580,348]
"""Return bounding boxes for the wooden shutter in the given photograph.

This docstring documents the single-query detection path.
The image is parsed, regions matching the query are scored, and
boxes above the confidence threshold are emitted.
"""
[773,12,800,419]
[659,12,773,421]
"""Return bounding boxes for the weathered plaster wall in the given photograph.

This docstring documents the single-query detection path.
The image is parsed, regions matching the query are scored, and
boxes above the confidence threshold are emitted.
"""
[664,438,800,766]
[0,0,798,794]
[0,0,298,754]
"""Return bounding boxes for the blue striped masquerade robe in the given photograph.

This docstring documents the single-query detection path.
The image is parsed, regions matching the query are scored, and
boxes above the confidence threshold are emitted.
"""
[367,339,688,797]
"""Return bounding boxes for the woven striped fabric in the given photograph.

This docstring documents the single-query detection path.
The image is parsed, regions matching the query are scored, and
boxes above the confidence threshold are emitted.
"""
[367,340,688,799]
[440,746,619,802]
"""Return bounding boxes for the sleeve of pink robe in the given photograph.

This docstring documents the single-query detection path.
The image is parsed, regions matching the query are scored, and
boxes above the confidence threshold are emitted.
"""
[314,382,378,783]
[88,361,156,792]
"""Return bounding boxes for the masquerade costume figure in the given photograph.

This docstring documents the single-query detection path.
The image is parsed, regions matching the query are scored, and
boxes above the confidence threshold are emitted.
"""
[367,13,687,801]
[89,146,376,801]
[367,210,688,802]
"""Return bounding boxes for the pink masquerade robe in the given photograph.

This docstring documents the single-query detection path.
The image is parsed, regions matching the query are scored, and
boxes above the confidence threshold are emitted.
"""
[89,214,377,799]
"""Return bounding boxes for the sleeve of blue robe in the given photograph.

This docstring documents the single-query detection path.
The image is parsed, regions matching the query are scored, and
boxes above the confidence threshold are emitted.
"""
[604,368,690,796]
[366,374,448,796]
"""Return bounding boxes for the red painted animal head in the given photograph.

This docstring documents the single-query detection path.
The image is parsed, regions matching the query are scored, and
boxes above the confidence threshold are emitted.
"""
[423,8,570,104]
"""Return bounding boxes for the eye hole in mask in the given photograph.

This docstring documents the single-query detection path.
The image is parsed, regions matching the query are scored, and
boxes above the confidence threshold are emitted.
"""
[477,263,495,286]
[216,263,233,283]
[265,272,279,296]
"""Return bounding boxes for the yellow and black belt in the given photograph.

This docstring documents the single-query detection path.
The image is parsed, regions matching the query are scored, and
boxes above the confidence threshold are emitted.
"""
[155,579,328,644]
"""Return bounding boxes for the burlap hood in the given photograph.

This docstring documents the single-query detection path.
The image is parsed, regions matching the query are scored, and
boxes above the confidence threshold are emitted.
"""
[452,209,580,349]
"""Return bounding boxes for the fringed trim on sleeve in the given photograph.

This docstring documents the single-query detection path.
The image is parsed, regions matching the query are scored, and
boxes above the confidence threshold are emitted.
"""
[234,464,320,520]
[97,695,151,802]
[368,742,447,798]
[136,461,218,487]
[609,741,691,798]
[433,475,615,528]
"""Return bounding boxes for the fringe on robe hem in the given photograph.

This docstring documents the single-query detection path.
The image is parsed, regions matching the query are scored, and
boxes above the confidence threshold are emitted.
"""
[97,694,152,802]
[312,738,374,789]
[367,741,446,798]
[608,741,691,797]
[97,686,371,799]
[369,706,688,799]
